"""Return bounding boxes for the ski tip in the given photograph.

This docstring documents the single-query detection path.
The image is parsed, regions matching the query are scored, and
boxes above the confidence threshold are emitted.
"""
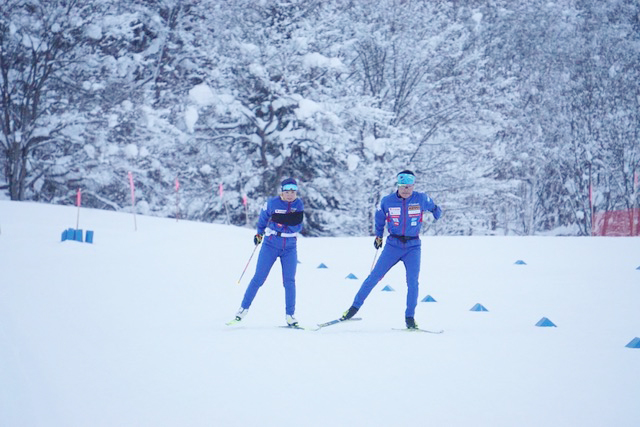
[279,325,307,330]
[392,327,444,334]
[316,317,363,328]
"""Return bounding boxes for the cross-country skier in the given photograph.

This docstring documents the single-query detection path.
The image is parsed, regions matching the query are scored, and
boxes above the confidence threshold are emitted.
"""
[231,178,304,327]
[339,170,442,329]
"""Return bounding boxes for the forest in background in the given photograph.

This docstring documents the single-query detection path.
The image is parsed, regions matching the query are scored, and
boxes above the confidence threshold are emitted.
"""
[1,0,639,236]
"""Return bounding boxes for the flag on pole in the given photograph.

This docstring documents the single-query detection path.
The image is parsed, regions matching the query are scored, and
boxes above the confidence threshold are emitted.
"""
[634,171,639,236]
[219,183,224,199]
[175,177,180,222]
[128,171,137,231]
[76,188,82,229]
[128,172,135,204]
[242,194,249,225]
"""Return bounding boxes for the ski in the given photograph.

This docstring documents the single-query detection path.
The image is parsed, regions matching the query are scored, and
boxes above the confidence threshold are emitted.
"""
[316,317,362,329]
[392,328,444,334]
[278,324,309,330]
[226,319,313,330]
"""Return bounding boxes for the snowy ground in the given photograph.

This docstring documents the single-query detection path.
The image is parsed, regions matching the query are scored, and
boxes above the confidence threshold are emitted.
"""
[1,200,639,427]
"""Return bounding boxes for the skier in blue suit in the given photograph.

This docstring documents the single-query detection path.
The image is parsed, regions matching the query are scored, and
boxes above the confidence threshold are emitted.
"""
[340,170,442,329]
[232,178,304,327]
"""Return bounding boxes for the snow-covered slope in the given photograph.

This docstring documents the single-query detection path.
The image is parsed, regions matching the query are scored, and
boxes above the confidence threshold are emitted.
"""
[1,201,639,427]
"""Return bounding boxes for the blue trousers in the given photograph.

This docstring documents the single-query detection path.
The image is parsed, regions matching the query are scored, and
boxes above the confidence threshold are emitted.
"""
[241,243,297,315]
[352,243,421,317]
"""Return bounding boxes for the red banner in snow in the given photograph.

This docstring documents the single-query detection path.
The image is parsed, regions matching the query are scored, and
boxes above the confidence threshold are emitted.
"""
[592,209,640,236]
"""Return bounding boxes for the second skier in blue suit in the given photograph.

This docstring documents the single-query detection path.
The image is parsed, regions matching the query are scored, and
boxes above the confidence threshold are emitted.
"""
[232,178,304,327]
[340,170,442,329]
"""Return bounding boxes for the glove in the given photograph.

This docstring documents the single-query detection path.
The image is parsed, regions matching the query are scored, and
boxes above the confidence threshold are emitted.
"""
[254,234,264,245]
[433,205,442,220]
[373,236,383,249]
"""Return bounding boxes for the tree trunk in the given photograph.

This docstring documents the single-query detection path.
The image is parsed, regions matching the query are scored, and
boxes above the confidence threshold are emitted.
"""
[7,141,27,200]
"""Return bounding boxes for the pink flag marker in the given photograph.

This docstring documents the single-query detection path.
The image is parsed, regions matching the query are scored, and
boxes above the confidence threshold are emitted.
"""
[175,177,180,221]
[219,183,224,199]
[128,172,135,200]
[243,194,249,225]
[76,188,82,229]
[128,171,137,231]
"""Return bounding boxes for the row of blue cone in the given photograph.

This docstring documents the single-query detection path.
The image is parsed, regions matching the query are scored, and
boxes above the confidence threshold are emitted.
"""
[424,299,639,348]
[61,228,94,243]
[323,260,640,273]
[321,262,639,346]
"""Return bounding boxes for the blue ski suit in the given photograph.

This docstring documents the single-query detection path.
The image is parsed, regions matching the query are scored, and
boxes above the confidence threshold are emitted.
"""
[241,196,304,315]
[352,190,442,317]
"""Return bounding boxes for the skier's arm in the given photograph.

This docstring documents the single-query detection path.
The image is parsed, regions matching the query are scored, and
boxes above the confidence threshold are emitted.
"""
[422,194,442,220]
[374,200,386,237]
[256,201,271,234]
[270,211,304,226]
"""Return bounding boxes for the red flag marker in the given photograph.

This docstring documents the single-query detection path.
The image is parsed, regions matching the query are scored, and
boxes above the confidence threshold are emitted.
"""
[175,177,180,221]
[128,172,137,231]
[76,188,82,229]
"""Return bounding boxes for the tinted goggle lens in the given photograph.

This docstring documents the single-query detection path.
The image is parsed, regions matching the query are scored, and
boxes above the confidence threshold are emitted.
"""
[397,173,415,185]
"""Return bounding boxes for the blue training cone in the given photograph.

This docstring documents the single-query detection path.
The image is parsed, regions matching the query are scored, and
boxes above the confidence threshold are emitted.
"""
[421,295,437,302]
[535,317,557,327]
[625,337,640,348]
[470,303,488,312]
[318,263,328,269]
[381,285,394,291]
[346,273,358,279]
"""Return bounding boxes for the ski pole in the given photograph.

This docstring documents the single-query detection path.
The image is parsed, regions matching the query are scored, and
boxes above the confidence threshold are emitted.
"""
[370,248,379,272]
[237,244,259,284]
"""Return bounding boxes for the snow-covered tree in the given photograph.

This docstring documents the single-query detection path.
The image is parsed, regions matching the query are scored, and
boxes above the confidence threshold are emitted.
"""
[0,0,101,201]
[2,0,638,237]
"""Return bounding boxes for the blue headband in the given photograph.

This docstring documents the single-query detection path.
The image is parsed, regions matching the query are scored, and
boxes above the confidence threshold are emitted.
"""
[282,184,298,191]
[397,173,416,185]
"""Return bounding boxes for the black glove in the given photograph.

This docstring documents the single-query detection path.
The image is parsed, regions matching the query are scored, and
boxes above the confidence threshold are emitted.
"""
[374,236,383,249]
[433,205,442,220]
[254,234,264,245]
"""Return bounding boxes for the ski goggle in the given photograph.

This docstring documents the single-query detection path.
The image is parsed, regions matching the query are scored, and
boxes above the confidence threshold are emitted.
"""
[282,184,298,191]
[397,173,416,186]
